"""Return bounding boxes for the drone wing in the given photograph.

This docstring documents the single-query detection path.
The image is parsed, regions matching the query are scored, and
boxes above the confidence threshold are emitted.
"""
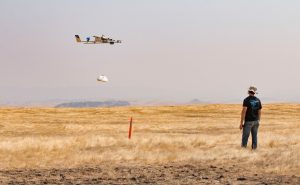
[93,36,103,43]
[90,35,121,44]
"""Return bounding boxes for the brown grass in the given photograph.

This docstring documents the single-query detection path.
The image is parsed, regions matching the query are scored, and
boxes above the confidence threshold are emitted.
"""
[0,104,299,175]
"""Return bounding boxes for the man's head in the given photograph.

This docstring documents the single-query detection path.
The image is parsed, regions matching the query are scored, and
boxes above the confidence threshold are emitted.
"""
[248,86,258,96]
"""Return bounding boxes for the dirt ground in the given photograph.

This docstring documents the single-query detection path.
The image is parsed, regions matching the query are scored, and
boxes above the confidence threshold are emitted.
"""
[0,162,299,185]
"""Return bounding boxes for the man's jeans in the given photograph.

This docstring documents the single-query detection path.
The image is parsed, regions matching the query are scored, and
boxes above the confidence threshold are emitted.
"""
[241,120,259,149]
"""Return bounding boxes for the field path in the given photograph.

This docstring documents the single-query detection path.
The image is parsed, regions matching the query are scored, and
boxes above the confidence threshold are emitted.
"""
[0,162,299,185]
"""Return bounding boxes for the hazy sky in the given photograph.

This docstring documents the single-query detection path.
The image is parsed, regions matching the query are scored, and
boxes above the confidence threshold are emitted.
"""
[1,0,300,104]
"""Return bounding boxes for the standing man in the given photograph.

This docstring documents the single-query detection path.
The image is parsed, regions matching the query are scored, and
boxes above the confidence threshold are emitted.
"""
[240,86,262,149]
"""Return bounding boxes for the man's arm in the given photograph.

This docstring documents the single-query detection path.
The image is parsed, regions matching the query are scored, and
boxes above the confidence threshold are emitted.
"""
[258,109,261,121]
[240,107,247,130]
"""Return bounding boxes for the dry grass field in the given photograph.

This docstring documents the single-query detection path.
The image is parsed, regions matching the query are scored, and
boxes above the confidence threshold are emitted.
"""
[0,104,299,184]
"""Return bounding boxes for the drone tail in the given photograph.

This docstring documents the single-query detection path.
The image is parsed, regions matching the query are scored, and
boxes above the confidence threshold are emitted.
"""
[75,35,82,42]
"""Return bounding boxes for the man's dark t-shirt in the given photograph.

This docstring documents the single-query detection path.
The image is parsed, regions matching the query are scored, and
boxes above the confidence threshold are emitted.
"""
[243,96,262,121]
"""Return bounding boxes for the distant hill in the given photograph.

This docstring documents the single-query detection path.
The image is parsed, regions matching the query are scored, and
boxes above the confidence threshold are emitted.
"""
[188,99,208,104]
[55,101,130,108]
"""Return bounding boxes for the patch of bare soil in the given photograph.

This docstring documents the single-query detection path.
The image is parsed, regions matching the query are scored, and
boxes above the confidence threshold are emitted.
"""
[0,162,299,185]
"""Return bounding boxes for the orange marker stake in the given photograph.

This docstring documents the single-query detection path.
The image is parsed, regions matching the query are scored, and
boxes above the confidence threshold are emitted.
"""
[128,117,133,139]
